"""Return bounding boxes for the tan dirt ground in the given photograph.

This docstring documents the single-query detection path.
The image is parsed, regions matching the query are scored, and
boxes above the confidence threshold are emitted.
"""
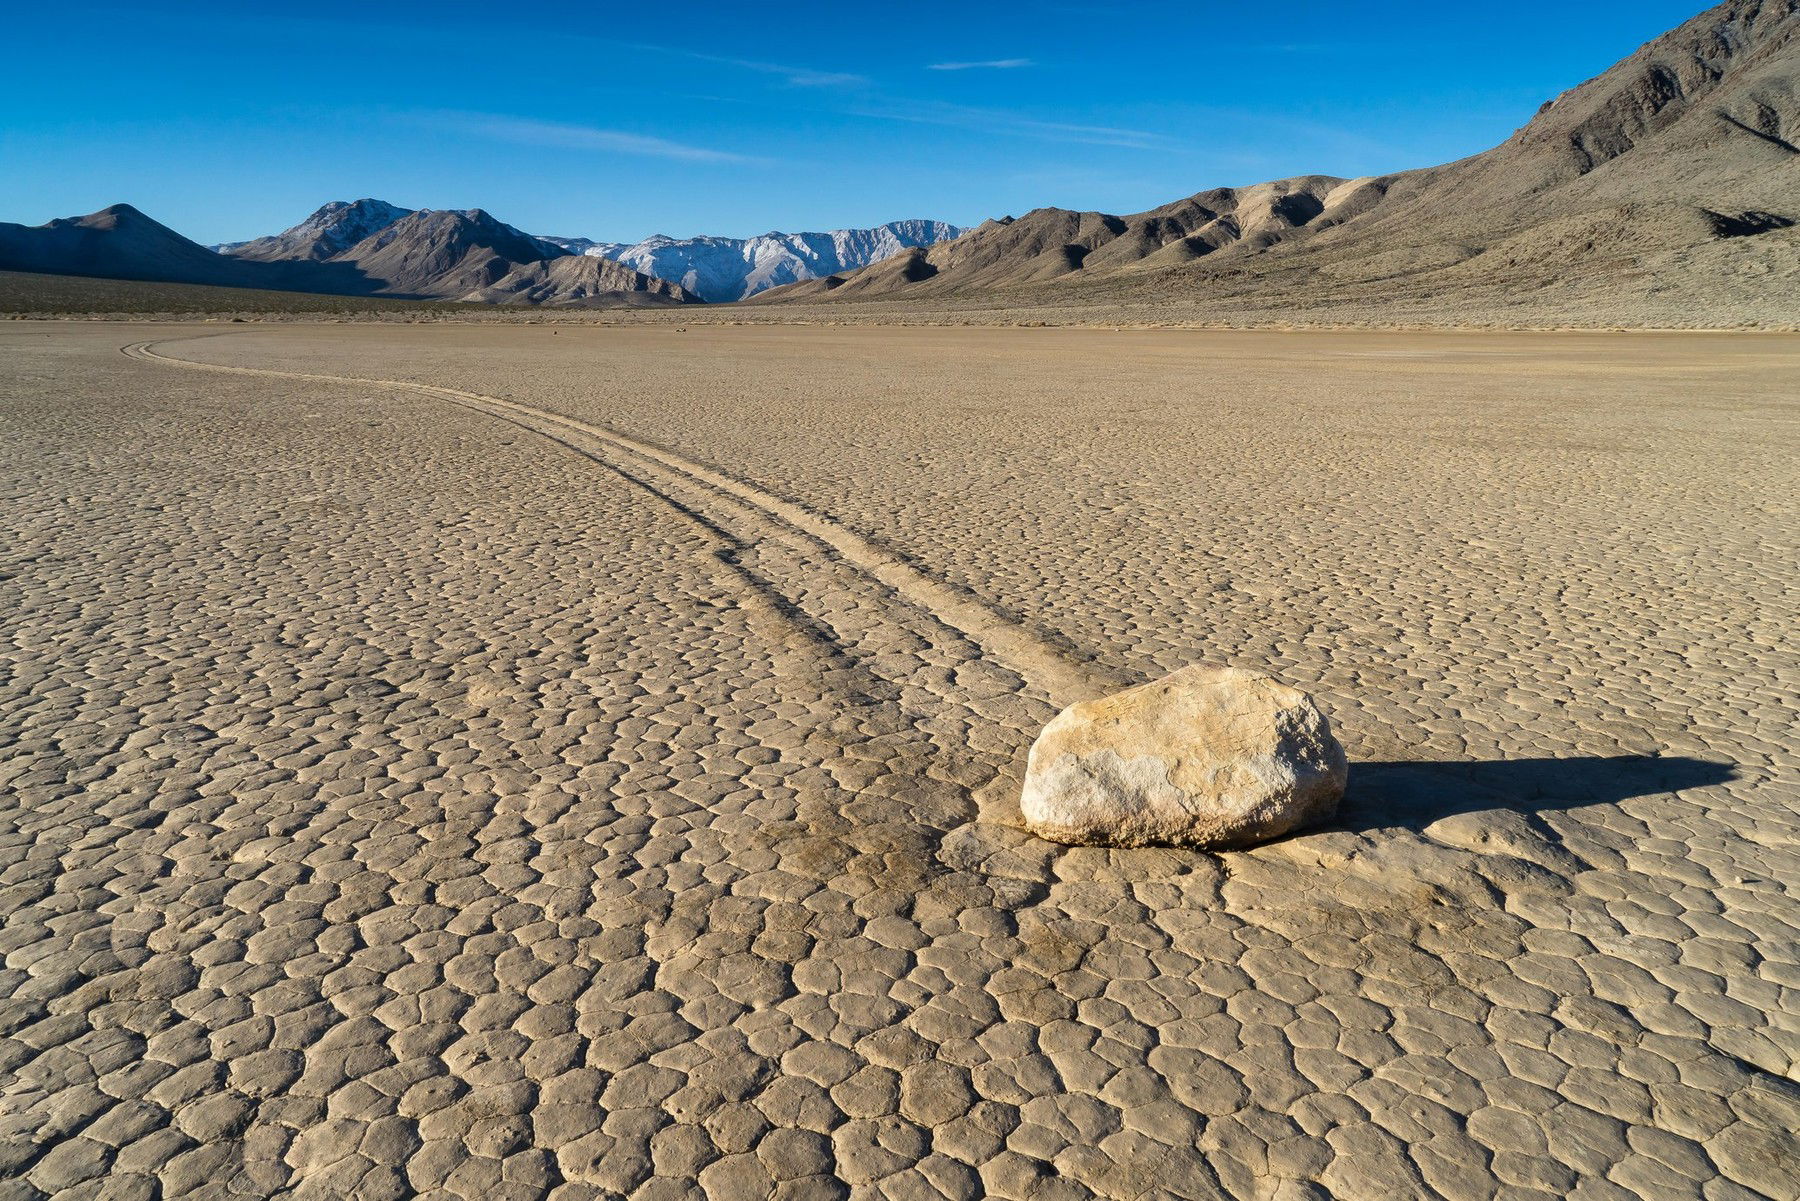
[2,322,1796,1201]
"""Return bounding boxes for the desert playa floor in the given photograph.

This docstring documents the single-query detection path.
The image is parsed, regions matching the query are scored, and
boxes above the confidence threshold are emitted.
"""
[2,322,1796,1201]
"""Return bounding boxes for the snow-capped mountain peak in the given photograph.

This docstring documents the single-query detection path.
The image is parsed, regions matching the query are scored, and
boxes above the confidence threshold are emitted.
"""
[581,220,966,301]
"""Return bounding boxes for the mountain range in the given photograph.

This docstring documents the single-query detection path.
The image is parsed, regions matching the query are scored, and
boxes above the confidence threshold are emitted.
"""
[2,0,1794,321]
[0,198,966,308]
[0,203,698,308]
[212,208,964,303]
[753,0,1797,319]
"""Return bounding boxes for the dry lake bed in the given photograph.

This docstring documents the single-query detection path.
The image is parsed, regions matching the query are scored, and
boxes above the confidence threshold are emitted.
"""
[2,322,1796,1200]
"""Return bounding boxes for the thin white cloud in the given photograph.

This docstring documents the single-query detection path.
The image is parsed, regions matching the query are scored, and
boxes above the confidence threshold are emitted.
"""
[606,41,866,88]
[417,112,764,164]
[851,99,1171,150]
[928,58,1034,71]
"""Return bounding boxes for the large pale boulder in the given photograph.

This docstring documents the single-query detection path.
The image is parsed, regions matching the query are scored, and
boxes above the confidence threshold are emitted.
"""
[1020,665,1347,849]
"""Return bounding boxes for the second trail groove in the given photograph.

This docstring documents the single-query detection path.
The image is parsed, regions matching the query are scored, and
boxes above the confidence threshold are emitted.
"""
[123,336,1124,710]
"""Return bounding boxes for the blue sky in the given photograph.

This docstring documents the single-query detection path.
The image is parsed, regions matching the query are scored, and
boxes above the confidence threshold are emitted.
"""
[2,1,1707,244]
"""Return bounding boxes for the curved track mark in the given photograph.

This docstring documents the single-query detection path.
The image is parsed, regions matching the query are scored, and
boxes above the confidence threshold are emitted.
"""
[124,337,1120,707]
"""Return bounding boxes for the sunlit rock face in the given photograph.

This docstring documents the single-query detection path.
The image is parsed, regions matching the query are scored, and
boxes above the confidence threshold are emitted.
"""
[1021,665,1348,849]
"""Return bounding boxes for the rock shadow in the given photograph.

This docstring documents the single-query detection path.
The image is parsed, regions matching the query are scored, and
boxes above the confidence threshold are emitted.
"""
[1337,754,1736,833]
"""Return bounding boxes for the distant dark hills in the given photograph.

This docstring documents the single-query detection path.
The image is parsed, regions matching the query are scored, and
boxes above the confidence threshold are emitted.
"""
[0,202,699,308]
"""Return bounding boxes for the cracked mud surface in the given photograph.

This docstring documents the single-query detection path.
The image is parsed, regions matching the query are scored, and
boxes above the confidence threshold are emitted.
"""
[2,323,1796,1200]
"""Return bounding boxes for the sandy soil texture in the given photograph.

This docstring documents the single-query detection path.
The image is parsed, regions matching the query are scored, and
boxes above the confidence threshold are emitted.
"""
[2,323,1796,1200]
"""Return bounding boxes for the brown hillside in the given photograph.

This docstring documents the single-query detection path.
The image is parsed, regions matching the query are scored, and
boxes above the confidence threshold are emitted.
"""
[755,0,1798,318]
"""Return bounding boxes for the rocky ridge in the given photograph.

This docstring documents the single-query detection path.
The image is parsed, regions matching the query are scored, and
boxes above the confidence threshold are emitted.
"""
[756,0,1799,317]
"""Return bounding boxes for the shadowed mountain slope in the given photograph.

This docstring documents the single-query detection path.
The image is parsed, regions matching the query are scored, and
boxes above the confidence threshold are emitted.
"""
[329,208,568,300]
[0,205,344,291]
[0,204,396,297]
